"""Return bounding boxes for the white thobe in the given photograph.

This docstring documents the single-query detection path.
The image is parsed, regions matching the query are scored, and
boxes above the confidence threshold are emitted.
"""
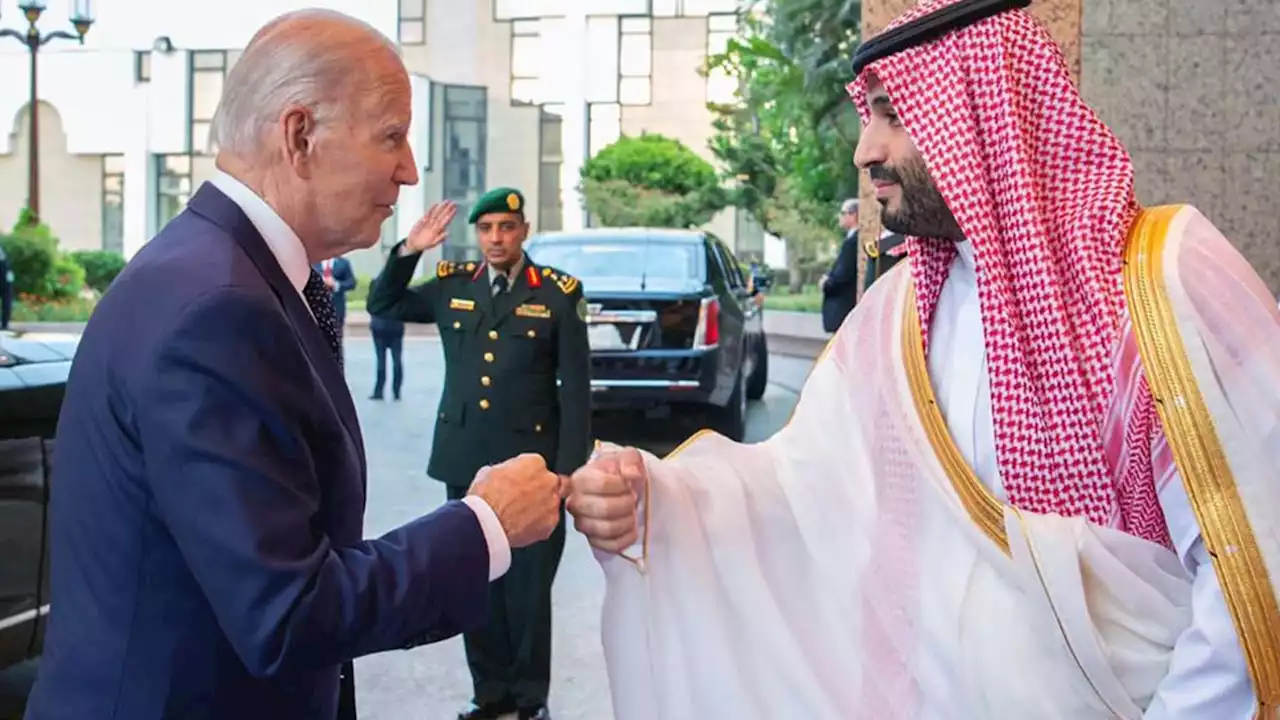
[926,241,1256,718]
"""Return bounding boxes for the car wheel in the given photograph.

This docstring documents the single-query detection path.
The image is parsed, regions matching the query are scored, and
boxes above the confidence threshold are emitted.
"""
[745,335,768,401]
[712,369,747,442]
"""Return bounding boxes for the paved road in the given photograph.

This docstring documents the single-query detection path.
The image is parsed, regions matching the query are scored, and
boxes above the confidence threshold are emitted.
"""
[346,337,812,720]
[0,337,815,720]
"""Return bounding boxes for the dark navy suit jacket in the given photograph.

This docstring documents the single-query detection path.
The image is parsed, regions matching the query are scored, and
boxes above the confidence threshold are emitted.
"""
[25,184,490,720]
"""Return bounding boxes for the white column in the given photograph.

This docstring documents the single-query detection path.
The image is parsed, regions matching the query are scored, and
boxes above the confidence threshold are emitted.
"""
[558,0,589,231]
[122,86,152,259]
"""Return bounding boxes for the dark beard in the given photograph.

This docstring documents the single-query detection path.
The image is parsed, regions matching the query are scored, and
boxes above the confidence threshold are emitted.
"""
[869,158,964,240]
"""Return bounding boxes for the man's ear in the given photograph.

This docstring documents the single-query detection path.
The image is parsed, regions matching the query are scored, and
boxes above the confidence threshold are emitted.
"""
[282,106,317,178]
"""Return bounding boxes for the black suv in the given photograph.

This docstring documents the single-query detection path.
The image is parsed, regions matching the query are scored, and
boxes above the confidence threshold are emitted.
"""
[0,331,74,678]
[525,228,768,441]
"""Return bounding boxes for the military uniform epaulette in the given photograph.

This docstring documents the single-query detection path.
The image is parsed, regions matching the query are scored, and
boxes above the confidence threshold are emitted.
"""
[436,260,479,279]
[537,265,580,296]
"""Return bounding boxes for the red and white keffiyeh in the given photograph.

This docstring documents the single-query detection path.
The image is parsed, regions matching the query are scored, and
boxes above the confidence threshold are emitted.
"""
[848,0,1173,546]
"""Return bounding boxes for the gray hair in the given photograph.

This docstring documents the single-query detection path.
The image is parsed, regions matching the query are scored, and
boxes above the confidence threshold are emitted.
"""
[210,9,401,156]
[841,198,860,214]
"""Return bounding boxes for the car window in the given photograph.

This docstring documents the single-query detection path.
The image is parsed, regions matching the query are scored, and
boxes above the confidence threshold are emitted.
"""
[527,241,703,281]
[708,241,740,291]
[718,242,747,290]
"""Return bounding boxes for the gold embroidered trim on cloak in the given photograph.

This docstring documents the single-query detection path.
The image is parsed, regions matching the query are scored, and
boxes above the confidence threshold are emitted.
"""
[901,283,1010,555]
[1123,204,1280,716]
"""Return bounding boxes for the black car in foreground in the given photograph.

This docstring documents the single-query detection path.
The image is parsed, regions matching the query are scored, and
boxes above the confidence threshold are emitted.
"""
[525,228,768,441]
[0,331,74,681]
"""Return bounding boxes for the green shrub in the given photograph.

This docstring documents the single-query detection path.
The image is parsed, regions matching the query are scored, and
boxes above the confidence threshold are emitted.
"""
[0,229,57,298]
[580,133,726,228]
[12,295,97,322]
[70,250,126,292]
[46,253,86,300]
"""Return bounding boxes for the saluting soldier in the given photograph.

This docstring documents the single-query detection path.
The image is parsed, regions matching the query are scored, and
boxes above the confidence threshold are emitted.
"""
[367,187,591,720]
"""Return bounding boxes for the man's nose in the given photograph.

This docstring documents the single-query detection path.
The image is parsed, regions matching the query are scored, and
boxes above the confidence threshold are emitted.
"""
[853,125,887,170]
[396,147,420,186]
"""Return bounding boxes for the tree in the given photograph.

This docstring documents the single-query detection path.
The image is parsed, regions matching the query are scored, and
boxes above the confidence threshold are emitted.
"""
[704,1,863,287]
[579,133,727,228]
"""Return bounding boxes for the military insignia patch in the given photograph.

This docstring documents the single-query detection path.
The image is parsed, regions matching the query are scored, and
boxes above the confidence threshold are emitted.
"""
[556,273,580,295]
[576,297,588,321]
[515,303,552,319]
[506,193,521,211]
[449,298,476,311]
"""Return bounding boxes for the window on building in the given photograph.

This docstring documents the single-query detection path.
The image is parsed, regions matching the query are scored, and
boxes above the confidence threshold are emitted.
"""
[706,13,739,105]
[538,104,564,232]
[510,19,541,105]
[101,155,125,253]
[190,50,227,156]
[653,0,741,16]
[134,51,150,83]
[399,0,426,45]
[618,17,651,105]
[588,102,621,157]
[493,0,564,20]
[442,84,487,261]
[155,154,192,231]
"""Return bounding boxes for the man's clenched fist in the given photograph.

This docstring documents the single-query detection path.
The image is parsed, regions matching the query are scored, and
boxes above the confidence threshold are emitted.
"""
[469,454,567,548]
[567,448,645,553]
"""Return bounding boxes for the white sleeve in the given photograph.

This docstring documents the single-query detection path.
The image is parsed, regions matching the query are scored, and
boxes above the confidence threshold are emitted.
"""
[1143,470,1256,719]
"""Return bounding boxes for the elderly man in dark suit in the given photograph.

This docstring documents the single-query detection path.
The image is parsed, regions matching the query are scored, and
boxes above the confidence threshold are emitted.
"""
[24,10,567,720]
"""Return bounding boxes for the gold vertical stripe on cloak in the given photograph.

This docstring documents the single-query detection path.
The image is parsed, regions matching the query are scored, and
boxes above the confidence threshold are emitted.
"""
[1124,204,1280,715]
[900,282,1011,555]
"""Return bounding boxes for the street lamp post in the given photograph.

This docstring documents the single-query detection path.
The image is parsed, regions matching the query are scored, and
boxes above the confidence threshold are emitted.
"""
[0,1,94,226]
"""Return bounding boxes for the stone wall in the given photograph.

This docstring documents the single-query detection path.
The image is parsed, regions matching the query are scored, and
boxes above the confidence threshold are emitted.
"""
[1082,0,1280,292]
[858,0,1280,294]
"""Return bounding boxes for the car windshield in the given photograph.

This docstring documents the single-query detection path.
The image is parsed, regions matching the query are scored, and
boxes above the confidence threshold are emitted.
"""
[528,240,701,281]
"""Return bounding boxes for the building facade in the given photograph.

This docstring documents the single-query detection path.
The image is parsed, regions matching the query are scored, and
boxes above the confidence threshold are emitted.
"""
[0,0,764,279]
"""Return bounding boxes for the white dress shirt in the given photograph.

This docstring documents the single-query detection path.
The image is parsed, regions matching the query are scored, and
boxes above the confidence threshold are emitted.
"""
[926,241,1255,717]
[209,171,512,582]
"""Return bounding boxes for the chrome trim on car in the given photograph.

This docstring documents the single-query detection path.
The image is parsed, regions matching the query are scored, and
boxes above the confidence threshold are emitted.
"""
[0,604,49,632]
[590,379,701,389]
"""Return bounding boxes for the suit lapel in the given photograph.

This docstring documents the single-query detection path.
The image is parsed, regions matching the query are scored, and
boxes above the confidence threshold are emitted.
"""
[187,185,366,470]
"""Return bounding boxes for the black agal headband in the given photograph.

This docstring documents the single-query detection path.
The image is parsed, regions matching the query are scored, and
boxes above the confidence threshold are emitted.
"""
[850,0,1032,75]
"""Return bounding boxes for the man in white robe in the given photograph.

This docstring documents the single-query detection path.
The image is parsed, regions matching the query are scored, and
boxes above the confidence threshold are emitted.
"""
[565,0,1280,717]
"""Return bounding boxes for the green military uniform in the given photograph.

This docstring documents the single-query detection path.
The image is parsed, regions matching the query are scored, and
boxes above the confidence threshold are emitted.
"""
[366,188,590,718]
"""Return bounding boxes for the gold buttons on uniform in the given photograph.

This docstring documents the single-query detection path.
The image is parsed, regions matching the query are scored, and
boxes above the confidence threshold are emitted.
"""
[453,321,461,329]
[526,330,536,338]
[535,424,543,432]
[488,330,499,339]
[481,376,491,387]
[484,352,495,363]
[479,399,490,410]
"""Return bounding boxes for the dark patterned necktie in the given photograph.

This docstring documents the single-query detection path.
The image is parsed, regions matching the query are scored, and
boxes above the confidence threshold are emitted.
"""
[303,269,343,369]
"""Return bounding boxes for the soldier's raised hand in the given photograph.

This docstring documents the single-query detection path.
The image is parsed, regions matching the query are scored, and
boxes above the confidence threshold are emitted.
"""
[405,200,457,253]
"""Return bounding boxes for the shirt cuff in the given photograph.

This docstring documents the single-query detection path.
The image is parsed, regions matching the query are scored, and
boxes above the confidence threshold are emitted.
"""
[460,495,511,581]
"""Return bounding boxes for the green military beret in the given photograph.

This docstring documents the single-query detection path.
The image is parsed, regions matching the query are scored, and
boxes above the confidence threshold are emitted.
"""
[468,187,526,224]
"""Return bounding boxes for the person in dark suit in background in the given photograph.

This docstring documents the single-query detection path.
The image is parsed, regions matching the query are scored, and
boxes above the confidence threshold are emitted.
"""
[368,187,591,720]
[23,10,567,720]
[820,198,863,333]
[368,276,405,401]
[0,243,11,330]
[315,254,357,331]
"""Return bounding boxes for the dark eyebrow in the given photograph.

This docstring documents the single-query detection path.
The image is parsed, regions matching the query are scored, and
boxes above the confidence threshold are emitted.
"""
[870,94,893,109]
